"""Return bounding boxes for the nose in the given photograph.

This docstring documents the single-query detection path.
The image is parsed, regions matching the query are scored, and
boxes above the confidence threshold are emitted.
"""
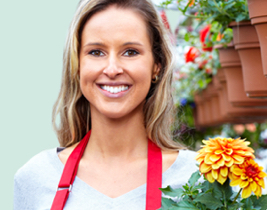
[103,54,123,79]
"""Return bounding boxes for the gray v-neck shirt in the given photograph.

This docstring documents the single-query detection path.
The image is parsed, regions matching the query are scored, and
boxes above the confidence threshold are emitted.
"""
[14,148,198,210]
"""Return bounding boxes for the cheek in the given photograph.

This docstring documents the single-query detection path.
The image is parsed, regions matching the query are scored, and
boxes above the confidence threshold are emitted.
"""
[79,64,96,99]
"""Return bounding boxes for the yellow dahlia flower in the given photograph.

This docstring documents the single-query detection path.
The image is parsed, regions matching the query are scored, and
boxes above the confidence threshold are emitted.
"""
[195,137,255,185]
[230,158,267,198]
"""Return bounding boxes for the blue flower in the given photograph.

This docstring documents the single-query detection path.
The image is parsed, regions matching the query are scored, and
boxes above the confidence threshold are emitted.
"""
[180,98,187,106]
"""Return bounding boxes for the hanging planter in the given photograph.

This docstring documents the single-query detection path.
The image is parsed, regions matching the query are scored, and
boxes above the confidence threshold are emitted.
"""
[216,44,267,107]
[216,69,267,121]
[207,81,221,126]
[194,93,206,128]
[248,0,267,77]
[194,87,222,128]
[201,88,213,127]
[230,21,267,98]
[213,75,253,125]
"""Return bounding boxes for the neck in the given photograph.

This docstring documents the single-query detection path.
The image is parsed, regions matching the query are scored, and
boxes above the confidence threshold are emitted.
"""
[84,106,148,161]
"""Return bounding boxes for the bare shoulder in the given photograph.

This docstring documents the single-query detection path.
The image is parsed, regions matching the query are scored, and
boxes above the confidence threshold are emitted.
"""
[58,143,78,165]
[162,150,179,173]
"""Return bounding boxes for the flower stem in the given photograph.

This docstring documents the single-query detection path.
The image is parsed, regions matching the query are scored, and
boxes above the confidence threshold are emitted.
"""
[232,188,242,204]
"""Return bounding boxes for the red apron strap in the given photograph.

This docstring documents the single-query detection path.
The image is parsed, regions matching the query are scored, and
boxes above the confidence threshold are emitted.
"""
[51,131,163,210]
[50,189,69,210]
[51,130,91,210]
[146,140,162,210]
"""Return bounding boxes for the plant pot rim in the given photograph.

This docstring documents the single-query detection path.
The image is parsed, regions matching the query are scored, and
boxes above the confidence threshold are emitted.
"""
[229,21,251,27]
[214,42,234,49]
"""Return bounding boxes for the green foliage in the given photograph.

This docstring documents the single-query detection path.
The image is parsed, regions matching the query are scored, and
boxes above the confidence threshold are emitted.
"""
[177,0,249,30]
[162,0,249,45]
[160,171,267,210]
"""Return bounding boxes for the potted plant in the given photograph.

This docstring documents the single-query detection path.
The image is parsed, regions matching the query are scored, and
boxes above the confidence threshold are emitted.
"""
[247,0,267,77]
[162,0,267,98]
[216,42,267,107]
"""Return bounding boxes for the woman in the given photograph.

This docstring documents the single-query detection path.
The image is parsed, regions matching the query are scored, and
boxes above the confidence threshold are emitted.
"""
[14,0,198,209]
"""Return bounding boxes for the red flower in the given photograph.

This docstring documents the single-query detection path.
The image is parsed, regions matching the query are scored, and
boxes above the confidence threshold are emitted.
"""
[205,68,212,74]
[160,10,170,30]
[198,59,208,69]
[200,25,213,52]
[185,47,199,63]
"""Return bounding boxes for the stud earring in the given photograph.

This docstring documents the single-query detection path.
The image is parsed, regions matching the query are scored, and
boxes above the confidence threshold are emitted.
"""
[151,75,159,84]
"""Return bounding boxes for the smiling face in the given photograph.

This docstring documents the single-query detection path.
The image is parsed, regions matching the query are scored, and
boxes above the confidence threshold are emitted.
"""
[79,6,158,120]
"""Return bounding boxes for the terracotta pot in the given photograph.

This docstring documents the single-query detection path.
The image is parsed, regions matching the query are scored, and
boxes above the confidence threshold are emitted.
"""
[216,69,267,121]
[194,94,206,127]
[230,21,267,98]
[248,0,267,77]
[201,88,213,126]
[208,81,222,126]
[213,76,255,124]
[216,44,267,107]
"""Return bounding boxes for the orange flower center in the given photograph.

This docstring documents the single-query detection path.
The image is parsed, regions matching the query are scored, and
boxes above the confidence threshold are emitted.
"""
[246,165,258,178]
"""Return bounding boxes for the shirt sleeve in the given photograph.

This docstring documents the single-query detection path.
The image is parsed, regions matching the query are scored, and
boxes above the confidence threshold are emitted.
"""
[14,173,28,210]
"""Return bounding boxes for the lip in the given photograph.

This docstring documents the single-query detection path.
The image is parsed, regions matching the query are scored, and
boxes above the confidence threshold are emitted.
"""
[96,84,132,98]
[96,81,132,86]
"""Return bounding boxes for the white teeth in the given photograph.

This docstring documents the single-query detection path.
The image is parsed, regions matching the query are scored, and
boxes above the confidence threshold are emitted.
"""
[101,85,129,94]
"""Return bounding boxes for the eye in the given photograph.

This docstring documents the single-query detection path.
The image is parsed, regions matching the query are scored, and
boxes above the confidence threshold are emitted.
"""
[89,50,105,57]
[123,49,139,57]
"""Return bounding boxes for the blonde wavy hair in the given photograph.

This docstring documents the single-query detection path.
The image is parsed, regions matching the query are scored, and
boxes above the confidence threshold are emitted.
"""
[52,0,185,150]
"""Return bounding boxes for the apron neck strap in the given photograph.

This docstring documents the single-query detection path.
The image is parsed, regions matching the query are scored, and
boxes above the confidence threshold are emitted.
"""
[51,131,162,210]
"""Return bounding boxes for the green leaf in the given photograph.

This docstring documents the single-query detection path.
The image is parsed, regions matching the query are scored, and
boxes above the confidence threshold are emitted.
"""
[184,33,190,42]
[213,179,233,200]
[174,200,199,210]
[198,80,204,88]
[161,197,176,209]
[250,194,267,210]
[224,2,236,11]
[194,192,223,209]
[201,181,212,192]
[228,202,244,210]
[235,14,247,22]
[160,186,184,198]
[188,171,201,187]
[242,197,256,210]
[183,184,190,191]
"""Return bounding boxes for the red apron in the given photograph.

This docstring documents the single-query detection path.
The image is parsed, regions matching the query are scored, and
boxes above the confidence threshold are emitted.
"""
[51,130,162,210]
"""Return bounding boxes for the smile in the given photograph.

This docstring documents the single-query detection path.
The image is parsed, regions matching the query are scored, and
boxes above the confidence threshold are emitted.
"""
[100,85,129,94]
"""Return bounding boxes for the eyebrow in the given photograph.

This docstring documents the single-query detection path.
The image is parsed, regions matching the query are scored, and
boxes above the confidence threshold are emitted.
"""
[83,41,143,48]
[83,42,105,47]
[122,42,143,46]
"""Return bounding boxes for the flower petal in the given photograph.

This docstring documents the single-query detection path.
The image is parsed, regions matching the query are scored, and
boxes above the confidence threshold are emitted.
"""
[200,163,211,173]
[220,167,228,177]
[232,167,243,175]
[230,178,241,187]
[251,181,257,192]
[222,153,231,162]
[212,169,218,180]
[232,155,244,164]
[210,154,221,162]
[225,158,234,167]
[254,185,262,198]
[214,149,224,155]
[242,185,252,199]
[204,153,213,165]
[206,172,215,183]
[240,180,249,188]
[217,173,227,185]
[216,158,225,167]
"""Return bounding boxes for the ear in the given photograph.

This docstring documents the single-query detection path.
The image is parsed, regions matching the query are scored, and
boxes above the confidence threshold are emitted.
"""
[152,63,161,78]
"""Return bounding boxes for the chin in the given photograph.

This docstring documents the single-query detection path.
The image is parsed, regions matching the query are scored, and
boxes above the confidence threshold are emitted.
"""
[100,110,131,120]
